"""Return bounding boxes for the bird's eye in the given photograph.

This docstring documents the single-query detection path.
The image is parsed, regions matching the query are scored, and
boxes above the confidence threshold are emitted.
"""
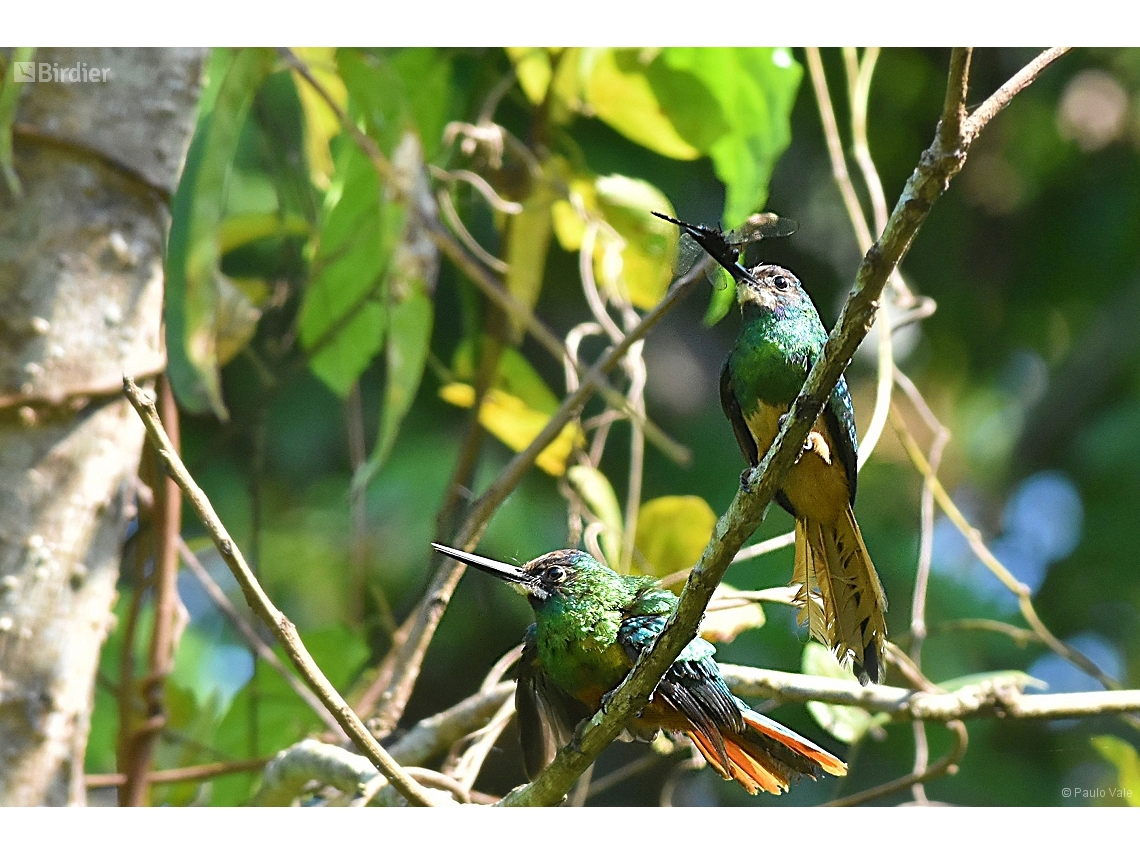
[545,566,567,584]
[773,275,789,290]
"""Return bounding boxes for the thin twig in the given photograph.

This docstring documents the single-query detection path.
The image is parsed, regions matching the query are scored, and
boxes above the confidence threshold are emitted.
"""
[122,377,439,807]
[845,47,890,236]
[805,47,875,253]
[86,756,271,789]
[120,378,184,806]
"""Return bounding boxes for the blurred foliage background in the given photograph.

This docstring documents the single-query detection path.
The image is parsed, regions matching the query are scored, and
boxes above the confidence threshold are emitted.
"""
[82,47,1140,806]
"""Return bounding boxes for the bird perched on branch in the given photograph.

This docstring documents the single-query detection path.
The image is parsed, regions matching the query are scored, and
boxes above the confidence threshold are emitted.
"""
[432,542,846,796]
[653,212,889,685]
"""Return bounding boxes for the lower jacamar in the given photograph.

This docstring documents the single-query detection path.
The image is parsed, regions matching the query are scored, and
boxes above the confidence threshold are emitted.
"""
[659,214,889,684]
[433,542,846,796]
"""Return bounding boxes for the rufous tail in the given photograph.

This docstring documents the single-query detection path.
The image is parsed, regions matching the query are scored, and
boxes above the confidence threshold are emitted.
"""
[687,707,847,796]
[793,507,889,684]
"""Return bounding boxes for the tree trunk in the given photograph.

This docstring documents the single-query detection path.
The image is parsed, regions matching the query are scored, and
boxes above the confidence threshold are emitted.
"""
[0,47,205,805]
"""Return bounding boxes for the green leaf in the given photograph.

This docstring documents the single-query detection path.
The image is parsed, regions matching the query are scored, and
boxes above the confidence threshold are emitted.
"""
[0,47,35,196]
[802,642,890,744]
[661,48,802,225]
[165,47,276,417]
[1092,736,1140,806]
[702,276,739,327]
[567,466,624,568]
[353,289,433,491]
[338,48,452,160]
[298,142,404,397]
[634,495,716,579]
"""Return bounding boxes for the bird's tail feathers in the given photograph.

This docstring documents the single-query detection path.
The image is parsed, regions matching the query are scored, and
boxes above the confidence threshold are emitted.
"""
[687,707,847,796]
[793,510,888,684]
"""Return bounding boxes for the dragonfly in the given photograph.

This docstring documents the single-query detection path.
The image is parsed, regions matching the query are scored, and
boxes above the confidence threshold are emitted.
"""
[653,211,798,289]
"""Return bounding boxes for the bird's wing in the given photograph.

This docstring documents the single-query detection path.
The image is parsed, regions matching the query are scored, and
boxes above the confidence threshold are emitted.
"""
[618,613,745,769]
[515,625,592,781]
[719,359,759,467]
[823,373,860,504]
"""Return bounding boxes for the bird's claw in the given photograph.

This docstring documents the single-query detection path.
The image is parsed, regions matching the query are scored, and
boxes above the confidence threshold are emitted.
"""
[739,466,754,493]
[600,688,618,715]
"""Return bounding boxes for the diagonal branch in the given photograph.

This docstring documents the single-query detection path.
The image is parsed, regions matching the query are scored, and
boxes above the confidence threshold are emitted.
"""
[498,45,1068,808]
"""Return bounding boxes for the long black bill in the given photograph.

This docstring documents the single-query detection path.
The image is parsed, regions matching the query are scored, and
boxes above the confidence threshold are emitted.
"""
[431,543,545,598]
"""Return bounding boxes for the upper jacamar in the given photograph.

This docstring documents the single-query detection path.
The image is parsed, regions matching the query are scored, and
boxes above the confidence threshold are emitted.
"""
[433,542,847,796]
[657,214,889,685]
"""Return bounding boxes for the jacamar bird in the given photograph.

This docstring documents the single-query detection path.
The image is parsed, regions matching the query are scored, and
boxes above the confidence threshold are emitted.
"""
[433,542,847,796]
[654,212,889,685]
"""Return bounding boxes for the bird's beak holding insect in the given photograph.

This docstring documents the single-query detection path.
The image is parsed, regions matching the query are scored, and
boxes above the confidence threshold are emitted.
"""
[431,543,547,600]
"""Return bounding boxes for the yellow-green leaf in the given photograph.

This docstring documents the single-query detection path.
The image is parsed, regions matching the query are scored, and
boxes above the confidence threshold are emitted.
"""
[290,47,347,190]
[635,495,716,579]
[505,176,557,340]
[550,171,596,252]
[583,49,702,161]
[451,343,560,414]
[507,47,552,104]
[567,465,623,568]
[1091,736,1140,806]
[219,211,311,255]
[802,642,890,744]
[701,584,765,643]
[439,383,580,477]
[213,273,262,366]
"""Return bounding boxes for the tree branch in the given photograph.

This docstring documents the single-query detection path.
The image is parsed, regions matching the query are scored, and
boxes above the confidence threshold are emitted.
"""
[720,664,1140,721]
[963,48,1070,140]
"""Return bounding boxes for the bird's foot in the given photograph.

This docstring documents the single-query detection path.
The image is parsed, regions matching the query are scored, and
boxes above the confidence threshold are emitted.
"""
[739,466,754,493]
